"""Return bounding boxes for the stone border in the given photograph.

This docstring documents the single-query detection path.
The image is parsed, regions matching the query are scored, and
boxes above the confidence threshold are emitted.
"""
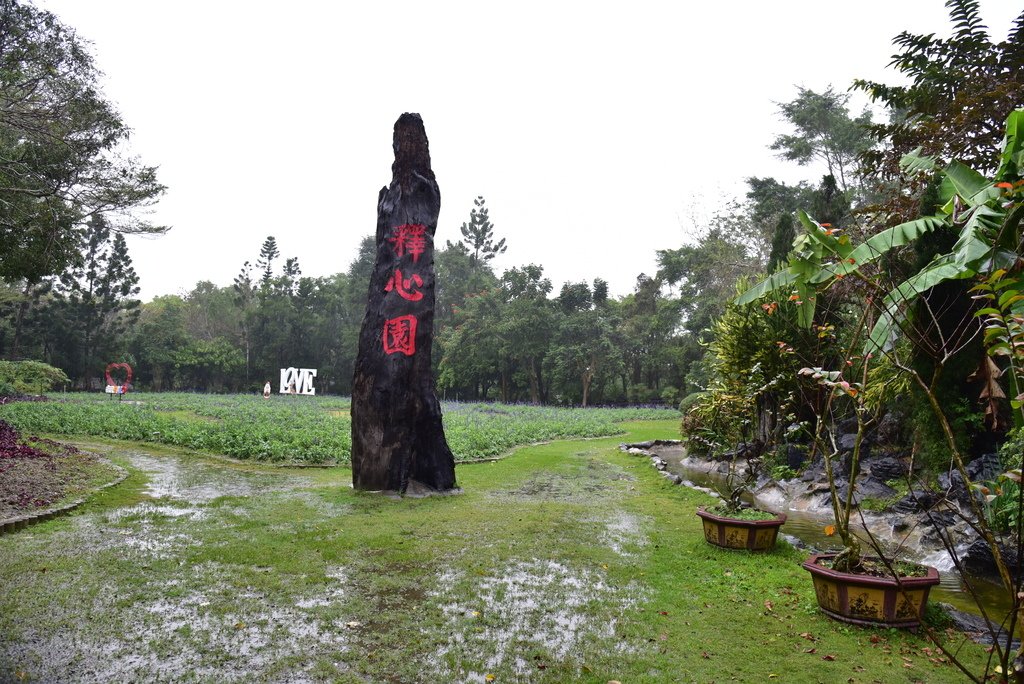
[0,461,128,536]
[620,440,686,486]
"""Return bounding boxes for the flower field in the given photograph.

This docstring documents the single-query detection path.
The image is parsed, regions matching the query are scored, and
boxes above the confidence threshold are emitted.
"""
[0,393,677,464]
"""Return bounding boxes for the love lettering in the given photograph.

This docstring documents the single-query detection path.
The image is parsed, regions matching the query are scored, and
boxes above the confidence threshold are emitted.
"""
[382,224,428,356]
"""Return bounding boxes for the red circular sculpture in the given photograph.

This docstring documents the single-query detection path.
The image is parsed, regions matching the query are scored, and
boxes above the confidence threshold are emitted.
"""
[105,363,133,392]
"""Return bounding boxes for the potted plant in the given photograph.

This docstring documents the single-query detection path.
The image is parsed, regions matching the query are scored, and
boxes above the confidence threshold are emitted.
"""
[736,199,959,627]
[695,439,787,552]
[795,358,939,629]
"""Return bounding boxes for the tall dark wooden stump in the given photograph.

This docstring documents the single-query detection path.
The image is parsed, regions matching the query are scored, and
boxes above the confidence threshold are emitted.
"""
[351,113,458,495]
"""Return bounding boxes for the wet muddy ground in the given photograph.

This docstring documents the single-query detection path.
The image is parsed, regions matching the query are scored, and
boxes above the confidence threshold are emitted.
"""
[0,441,651,683]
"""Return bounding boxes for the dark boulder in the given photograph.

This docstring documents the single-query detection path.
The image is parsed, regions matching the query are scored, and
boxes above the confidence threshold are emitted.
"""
[786,444,808,470]
[835,476,897,504]
[837,416,859,434]
[872,410,905,446]
[867,456,906,482]
[892,489,939,514]
[961,538,1022,580]
[351,113,457,494]
[837,432,860,453]
[937,454,1004,503]
[938,603,1020,649]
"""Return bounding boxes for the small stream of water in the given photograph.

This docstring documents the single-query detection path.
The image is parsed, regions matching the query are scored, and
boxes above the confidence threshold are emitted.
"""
[656,448,1012,620]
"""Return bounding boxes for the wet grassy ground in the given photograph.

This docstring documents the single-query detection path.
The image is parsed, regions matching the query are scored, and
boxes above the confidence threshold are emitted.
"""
[0,420,986,683]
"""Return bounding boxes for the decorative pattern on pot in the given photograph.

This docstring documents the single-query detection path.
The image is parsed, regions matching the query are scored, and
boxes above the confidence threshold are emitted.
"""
[802,553,940,629]
[696,506,787,552]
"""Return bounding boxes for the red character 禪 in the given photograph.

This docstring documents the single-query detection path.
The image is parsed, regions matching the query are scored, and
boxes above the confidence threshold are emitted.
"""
[387,224,427,263]
[384,268,424,302]
[382,315,417,356]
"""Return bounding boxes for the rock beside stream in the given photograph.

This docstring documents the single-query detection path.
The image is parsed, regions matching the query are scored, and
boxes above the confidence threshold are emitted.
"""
[960,538,1023,581]
[939,603,1021,650]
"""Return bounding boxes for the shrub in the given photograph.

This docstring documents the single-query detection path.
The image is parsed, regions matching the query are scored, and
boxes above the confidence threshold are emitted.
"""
[678,392,706,414]
[0,361,69,395]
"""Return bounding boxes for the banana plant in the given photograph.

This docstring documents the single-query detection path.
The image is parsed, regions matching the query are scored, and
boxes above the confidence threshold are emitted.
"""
[737,108,1024,354]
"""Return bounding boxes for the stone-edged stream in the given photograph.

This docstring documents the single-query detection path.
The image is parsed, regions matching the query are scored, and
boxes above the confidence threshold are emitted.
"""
[642,442,1014,622]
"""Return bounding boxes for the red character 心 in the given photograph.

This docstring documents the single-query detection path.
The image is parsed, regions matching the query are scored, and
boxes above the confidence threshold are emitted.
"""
[384,269,424,302]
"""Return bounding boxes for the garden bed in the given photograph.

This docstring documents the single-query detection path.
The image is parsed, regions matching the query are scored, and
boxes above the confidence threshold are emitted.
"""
[0,421,124,523]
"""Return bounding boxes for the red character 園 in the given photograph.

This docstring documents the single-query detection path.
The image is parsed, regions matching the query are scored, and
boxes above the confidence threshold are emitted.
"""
[387,224,427,263]
[384,268,424,302]
[382,315,417,356]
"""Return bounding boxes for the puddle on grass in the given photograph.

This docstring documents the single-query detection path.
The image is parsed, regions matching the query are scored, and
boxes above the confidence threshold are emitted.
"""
[0,446,358,683]
[428,559,644,681]
[2,559,355,683]
[126,451,313,503]
[598,510,651,557]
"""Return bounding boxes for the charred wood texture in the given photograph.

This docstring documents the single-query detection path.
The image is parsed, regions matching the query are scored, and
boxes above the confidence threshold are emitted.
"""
[351,113,457,494]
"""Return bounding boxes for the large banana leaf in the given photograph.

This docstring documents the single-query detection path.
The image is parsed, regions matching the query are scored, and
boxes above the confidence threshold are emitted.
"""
[866,257,977,353]
[901,147,938,174]
[816,216,945,281]
[734,266,800,306]
[796,281,815,329]
[997,109,1023,181]
[951,204,1005,267]
[943,160,1001,207]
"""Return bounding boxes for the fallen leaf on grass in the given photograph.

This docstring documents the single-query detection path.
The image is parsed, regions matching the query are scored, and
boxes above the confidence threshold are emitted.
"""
[344,621,362,629]
[234,621,246,630]
[702,651,711,659]
[764,600,774,612]
[804,648,817,654]
[822,654,836,661]
[799,632,816,641]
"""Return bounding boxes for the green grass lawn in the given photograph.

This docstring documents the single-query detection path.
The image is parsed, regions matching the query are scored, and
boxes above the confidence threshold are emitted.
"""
[0,418,985,682]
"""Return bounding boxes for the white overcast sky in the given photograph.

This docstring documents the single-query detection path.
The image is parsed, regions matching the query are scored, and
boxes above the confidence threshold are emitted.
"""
[37,1,1021,302]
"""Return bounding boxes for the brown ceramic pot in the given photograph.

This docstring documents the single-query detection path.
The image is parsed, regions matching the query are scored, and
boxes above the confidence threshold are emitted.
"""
[696,506,787,551]
[802,553,940,629]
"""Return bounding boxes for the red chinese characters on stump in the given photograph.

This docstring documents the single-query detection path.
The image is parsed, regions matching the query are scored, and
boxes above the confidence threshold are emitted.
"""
[384,268,424,302]
[383,315,417,356]
[387,224,427,263]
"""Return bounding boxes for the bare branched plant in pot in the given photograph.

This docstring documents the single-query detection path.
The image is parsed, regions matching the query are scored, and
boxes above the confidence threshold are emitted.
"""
[695,435,788,552]
[684,286,794,551]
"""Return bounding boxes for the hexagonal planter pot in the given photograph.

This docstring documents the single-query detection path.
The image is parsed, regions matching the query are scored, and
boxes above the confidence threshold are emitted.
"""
[696,506,787,551]
[802,553,940,629]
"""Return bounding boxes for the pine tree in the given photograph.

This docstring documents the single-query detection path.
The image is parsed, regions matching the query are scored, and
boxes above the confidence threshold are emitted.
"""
[49,216,141,385]
[458,196,506,267]
[256,236,280,285]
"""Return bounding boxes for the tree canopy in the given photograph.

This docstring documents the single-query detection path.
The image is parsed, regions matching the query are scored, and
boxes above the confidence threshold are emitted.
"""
[0,1,165,286]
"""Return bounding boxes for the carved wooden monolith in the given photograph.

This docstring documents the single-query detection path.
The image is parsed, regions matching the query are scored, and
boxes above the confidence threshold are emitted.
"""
[350,113,458,495]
